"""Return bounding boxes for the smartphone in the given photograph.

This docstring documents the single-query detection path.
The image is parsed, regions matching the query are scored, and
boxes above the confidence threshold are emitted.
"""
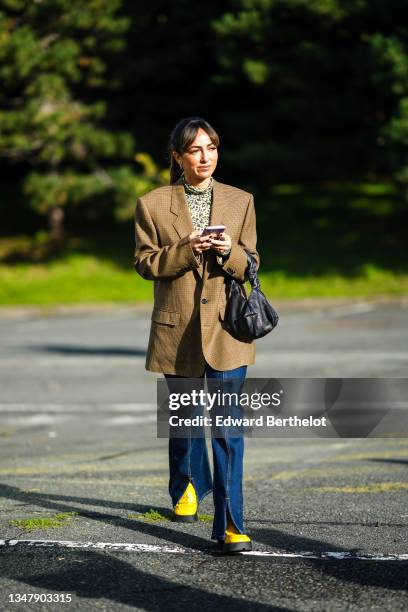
[201,225,226,237]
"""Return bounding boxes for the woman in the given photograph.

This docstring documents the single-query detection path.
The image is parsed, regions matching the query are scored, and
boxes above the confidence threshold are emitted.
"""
[134,116,259,553]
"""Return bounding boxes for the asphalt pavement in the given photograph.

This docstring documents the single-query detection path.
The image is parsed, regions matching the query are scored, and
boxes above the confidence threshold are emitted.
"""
[0,298,407,611]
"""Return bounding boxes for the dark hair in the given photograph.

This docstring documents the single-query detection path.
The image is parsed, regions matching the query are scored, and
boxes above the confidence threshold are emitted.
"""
[168,116,220,184]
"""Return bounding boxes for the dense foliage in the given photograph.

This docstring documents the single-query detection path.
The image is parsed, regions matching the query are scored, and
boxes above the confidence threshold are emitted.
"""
[0,0,407,234]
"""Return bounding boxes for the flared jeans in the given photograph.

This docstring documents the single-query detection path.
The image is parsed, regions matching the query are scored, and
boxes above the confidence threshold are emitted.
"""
[165,363,247,540]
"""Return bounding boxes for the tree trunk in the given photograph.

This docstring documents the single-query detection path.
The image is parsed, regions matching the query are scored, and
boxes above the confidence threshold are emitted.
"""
[48,206,65,247]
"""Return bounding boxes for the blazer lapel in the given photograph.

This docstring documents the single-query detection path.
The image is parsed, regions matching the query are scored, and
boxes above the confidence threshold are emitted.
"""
[170,177,228,283]
[171,179,194,239]
[171,178,203,278]
[208,178,228,228]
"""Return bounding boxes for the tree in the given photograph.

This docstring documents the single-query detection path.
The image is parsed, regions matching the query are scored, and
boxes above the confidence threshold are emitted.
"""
[0,0,163,243]
[370,29,408,202]
[209,0,408,190]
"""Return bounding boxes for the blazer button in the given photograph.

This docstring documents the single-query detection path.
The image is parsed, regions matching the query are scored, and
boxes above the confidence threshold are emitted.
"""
[201,298,208,304]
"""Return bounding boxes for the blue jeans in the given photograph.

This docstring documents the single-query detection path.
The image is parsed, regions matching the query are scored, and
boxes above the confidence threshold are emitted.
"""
[165,363,247,540]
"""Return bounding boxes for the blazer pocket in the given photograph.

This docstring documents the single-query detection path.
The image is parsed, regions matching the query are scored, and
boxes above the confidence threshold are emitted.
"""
[151,308,180,326]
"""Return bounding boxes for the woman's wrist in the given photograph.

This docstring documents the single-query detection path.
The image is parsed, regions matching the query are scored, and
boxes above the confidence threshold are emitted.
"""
[216,248,231,266]
[221,247,231,258]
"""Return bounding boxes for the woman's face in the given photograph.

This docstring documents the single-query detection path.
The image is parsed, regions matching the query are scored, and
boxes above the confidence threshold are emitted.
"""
[173,127,218,185]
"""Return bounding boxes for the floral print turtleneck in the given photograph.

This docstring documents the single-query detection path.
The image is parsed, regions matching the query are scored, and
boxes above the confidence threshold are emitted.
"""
[181,175,230,264]
[182,175,213,233]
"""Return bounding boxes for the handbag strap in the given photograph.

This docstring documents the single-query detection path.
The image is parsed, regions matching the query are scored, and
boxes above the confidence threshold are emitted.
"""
[224,249,259,290]
[244,251,260,289]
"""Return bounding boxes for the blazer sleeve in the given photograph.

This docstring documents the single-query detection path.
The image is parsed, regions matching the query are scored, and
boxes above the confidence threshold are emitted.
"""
[134,197,200,281]
[219,194,260,283]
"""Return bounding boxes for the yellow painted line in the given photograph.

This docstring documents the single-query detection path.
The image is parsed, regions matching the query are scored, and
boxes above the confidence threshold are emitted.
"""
[0,476,167,487]
[327,449,408,462]
[9,449,163,462]
[2,462,403,481]
[380,432,408,436]
[323,439,408,450]
[245,464,405,482]
[308,482,408,494]
[0,463,167,476]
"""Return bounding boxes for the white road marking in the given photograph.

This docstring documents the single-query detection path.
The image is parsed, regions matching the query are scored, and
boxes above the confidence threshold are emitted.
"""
[1,540,407,560]
[240,550,408,560]
[102,415,156,425]
[0,404,157,426]
[0,356,145,367]
[326,302,376,318]
[1,415,156,426]
[0,415,68,426]
[256,352,408,363]
[0,403,156,413]
[0,540,190,554]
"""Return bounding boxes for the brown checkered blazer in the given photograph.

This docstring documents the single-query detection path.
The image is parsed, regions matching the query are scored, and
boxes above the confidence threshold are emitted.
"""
[133,176,260,376]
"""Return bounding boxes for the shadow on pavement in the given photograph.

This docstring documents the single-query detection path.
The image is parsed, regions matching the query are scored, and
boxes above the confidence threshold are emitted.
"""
[1,484,407,595]
[28,344,147,357]
[0,484,210,551]
[252,527,408,592]
[369,458,408,467]
[0,546,287,611]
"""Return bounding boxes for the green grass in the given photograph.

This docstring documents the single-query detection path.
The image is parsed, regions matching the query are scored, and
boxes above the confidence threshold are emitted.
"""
[259,268,408,298]
[0,429,12,437]
[10,512,78,532]
[0,251,406,304]
[128,509,172,522]
[0,253,153,305]
[198,513,213,523]
[1,182,407,304]
[127,509,213,522]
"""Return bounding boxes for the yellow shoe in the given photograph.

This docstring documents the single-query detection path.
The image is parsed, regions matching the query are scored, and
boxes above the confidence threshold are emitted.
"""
[172,482,198,523]
[218,520,252,553]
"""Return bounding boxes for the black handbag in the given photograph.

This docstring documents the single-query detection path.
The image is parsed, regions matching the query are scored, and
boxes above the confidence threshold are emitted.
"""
[223,251,279,341]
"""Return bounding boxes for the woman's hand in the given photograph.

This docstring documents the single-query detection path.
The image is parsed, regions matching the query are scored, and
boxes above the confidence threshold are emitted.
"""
[209,232,232,256]
[189,230,213,254]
